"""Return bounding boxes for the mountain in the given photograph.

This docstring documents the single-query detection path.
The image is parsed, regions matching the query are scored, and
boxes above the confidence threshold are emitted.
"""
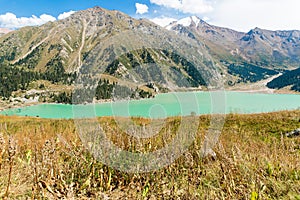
[166,16,202,30]
[0,28,12,36]
[0,7,299,103]
[239,28,300,67]
[167,16,300,90]
[167,16,300,68]
[0,7,222,103]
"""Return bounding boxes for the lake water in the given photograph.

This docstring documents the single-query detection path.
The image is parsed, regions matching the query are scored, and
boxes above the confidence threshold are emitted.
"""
[0,91,299,119]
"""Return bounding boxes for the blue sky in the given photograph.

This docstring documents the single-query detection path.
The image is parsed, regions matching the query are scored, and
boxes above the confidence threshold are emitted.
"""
[0,0,140,17]
[1,0,300,32]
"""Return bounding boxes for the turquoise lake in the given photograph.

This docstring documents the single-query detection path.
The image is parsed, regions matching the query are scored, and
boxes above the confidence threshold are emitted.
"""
[0,91,299,119]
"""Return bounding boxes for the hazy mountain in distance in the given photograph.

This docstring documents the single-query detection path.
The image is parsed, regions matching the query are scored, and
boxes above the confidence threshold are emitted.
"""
[0,28,12,36]
[166,16,300,90]
[166,16,300,69]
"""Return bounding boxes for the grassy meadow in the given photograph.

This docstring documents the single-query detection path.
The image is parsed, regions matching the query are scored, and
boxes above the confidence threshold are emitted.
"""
[0,110,299,199]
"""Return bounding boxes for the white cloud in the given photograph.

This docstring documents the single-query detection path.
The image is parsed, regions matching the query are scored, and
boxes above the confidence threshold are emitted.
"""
[209,0,300,32]
[0,10,77,29]
[149,0,300,31]
[0,12,56,29]
[150,16,177,27]
[58,10,75,20]
[135,3,149,15]
[150,0,213,15]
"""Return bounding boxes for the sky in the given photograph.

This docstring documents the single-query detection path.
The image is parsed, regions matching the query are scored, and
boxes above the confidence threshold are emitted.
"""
[0,0,300,32]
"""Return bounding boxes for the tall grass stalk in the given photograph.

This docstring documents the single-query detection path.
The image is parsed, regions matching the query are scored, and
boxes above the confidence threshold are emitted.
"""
[0,111,299,199]
[4,136,16,198]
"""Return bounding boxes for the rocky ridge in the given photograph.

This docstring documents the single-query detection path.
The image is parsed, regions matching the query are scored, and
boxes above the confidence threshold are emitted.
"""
[0,7,299,104]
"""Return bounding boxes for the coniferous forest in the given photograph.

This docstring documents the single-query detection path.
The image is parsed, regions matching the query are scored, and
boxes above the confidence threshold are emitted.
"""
[0,63,76,99]
[267,67,300,92]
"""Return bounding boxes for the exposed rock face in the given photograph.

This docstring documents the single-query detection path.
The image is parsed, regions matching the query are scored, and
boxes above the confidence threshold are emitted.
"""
[167,17,300,70]
[285,128,300,138]
[0,7,221,94]
[166,16,300,91]
[0,7,299,95]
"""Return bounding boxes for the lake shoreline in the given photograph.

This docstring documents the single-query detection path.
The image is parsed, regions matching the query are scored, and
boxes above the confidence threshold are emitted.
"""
[1,88,299,112]
[1,91,299,119]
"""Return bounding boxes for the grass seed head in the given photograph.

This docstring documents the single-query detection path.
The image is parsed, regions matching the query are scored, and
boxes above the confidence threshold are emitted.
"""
[8,136,16,161]
[0,132,5,155]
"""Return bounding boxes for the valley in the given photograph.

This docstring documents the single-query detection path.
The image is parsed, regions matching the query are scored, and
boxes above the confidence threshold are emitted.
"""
[0,7,299,108]
[0,6,299,199]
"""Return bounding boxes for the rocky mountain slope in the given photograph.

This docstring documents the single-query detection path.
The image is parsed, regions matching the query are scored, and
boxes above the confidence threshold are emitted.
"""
[167,16,300,69]
[166,16,300,91]
[0,7,221,103]
[0,7,299,104]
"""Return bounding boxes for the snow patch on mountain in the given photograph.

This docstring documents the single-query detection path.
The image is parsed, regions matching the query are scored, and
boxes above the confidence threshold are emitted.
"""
[166,16,201,30]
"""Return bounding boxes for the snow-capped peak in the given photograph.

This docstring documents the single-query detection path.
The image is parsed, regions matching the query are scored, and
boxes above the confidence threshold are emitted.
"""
[191,16,200,27]
[166,16,201,30]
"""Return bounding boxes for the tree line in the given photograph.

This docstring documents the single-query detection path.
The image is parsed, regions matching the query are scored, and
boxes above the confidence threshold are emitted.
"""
[267,67,300,92]
[0,63,76,99]
[228,62,278,83]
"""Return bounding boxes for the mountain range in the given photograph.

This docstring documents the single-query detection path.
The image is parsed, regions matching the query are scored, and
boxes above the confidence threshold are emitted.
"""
[0,7,299,103]
[167,16,300,69]
[166,16,300,92]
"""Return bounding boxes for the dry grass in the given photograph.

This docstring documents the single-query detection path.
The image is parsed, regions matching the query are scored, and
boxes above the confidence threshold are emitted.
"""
[0,110,299,199]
